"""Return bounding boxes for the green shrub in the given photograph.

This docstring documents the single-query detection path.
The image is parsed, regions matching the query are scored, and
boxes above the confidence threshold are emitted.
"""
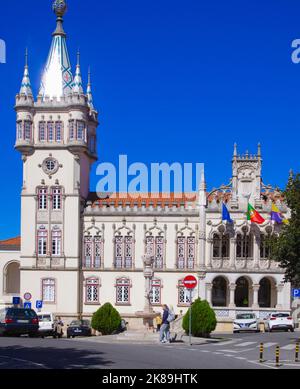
[91,303,122,335]
[182,298,217,338]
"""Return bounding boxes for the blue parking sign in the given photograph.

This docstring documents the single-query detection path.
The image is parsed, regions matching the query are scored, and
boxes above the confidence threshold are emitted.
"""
[24,302,32,309]
[36,300,43,310]
[12,297,20,305]
[292,289,300,299]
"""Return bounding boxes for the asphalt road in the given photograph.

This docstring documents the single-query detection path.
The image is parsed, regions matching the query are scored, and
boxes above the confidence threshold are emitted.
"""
[0,331,299,370]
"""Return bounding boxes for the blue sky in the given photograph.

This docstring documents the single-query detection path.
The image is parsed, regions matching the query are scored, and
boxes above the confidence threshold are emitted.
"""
[0,0,299,239]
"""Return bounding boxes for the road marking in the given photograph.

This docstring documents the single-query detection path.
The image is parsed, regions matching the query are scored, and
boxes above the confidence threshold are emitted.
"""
[260,342,277,348]
[218,349,238,353]
[281,344,296,350]
[235,357,246,360]
[0,355,48,369]
[212,340,239,346]
[235,342,257,347]
[248,360,279,370]
[213,352,224,355]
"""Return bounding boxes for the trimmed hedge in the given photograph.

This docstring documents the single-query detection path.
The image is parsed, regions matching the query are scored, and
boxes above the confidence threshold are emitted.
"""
[182,298,217,338]
[91,303,122,335]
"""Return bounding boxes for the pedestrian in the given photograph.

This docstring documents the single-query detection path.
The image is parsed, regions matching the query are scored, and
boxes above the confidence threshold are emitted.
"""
[160,304,170,343]
[155,314,162,332]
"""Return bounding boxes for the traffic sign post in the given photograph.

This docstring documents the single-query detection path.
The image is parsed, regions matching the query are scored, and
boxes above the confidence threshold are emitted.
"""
[292,289,300,299]
[36,300,43,311]
[183,275,198,346]
[24,292,32,301]
[12,297,20,306]
[24,302,32,309]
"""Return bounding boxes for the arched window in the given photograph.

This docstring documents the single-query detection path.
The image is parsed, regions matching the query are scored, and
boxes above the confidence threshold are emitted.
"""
[146,236,164,269]
[149,279,162,305]
[178,279,192,306]
[83,236,103,268]
[4,262,20,294]
[37,227,48,256]
[213,233,229,258]
[115,236,133,269]
[51,228,62,257]
[235,277,250,307]
[42,278,56,303]
[212,277,228,307]
[236,233,253,259]
[116,278,131,305]
[258,278,271,308]
[39,121,46,142]
[177,237,195,270]
[260,234,270,259]
[85,278,99,304]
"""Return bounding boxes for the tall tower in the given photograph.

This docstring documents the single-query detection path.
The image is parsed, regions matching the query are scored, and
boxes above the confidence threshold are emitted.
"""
[231,144,262,208]
[15,0,99,316]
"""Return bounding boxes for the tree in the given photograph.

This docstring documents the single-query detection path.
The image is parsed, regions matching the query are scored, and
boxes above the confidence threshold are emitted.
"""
[182,298,217,338]
[91,303,122,335]
[270,173,300,286]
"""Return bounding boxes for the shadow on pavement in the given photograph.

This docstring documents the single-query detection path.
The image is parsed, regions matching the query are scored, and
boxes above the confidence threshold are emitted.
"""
[0,345,113,369]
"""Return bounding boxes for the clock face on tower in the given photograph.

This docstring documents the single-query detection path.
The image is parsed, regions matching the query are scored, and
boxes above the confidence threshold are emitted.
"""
[42,157,59,176]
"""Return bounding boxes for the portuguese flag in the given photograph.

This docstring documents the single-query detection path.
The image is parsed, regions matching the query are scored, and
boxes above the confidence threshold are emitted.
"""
[247,203,265,224]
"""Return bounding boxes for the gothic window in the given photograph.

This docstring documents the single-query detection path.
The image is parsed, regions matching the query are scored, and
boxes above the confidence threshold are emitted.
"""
[55,121,63,142]
[85,278,99,304]
[17,121,23,140]
[47,122,54,142]
[260,234,270,259]
[52,187,62,210]
[37,227,47,256]
[116,278,131,305]
[149,279,162,305]
[114,236,133,269]
[178,280,191,305]
[39,122,46,142]
[236,233,253,259]
[213,233,229,258]
[177,237,195,270]
[146,236,164,269]
[77,121,85,141]
[24,121,32,141]
[42,278,56,303]
[51,228,62,256]
[38,187,48,210]
[69,120,75,141]
[83,236,103,269]
[89,135,96,153]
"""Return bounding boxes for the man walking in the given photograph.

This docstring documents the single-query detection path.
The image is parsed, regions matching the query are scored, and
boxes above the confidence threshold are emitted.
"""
[160,305,170,343]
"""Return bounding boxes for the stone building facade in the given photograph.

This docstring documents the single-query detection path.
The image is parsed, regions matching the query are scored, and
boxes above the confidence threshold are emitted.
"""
[0,1,291,330]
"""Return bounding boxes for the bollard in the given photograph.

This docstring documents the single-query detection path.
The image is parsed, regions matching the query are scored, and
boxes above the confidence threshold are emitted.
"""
[259,343,264,363]
[275,345,280,367]
[295,343,299,363]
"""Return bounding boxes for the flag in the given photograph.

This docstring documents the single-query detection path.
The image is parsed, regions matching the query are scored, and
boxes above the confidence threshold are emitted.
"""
[271,203,289,225]
[222,203,233,223]
[247,203,265,224]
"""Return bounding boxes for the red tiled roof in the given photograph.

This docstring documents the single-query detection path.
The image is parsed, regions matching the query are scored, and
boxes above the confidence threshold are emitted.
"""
[87,193,198,208]
[0,236,21,251]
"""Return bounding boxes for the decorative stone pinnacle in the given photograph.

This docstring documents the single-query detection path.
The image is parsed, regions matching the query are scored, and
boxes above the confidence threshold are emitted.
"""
[52,0,67,36]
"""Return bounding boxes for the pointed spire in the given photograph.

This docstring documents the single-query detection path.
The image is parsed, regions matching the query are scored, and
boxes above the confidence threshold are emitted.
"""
[19,48,33,96]
[257,142,261,158]
[87,67,95,110]
[39,0,73,100]
[233,143,237,158]
[199,166,206,192]
[72,50,83,94]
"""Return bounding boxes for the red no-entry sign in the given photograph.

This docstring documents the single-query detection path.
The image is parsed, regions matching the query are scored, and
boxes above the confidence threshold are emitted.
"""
[183,275,197,290]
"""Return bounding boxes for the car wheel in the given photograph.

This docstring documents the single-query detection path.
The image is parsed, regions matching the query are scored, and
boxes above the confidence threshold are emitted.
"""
[29,333,37,338]
[290,328,295,333]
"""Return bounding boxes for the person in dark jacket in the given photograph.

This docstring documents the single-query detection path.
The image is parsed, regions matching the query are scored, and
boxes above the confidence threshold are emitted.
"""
[159,305,170,343]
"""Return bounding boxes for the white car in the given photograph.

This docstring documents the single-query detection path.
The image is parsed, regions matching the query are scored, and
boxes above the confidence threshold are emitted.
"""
[37,312,64,338]
[264,312,294,333]
[233,313,260,333]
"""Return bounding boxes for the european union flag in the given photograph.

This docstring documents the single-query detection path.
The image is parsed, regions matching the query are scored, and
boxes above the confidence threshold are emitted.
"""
[222,203,233,223]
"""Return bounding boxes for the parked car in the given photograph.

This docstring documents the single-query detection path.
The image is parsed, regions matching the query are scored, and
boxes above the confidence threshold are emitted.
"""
[264,312,294,332]
[0,308,39,337]
[233,312,260,333]
[37,312,64,338]
[67,320,92,338]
